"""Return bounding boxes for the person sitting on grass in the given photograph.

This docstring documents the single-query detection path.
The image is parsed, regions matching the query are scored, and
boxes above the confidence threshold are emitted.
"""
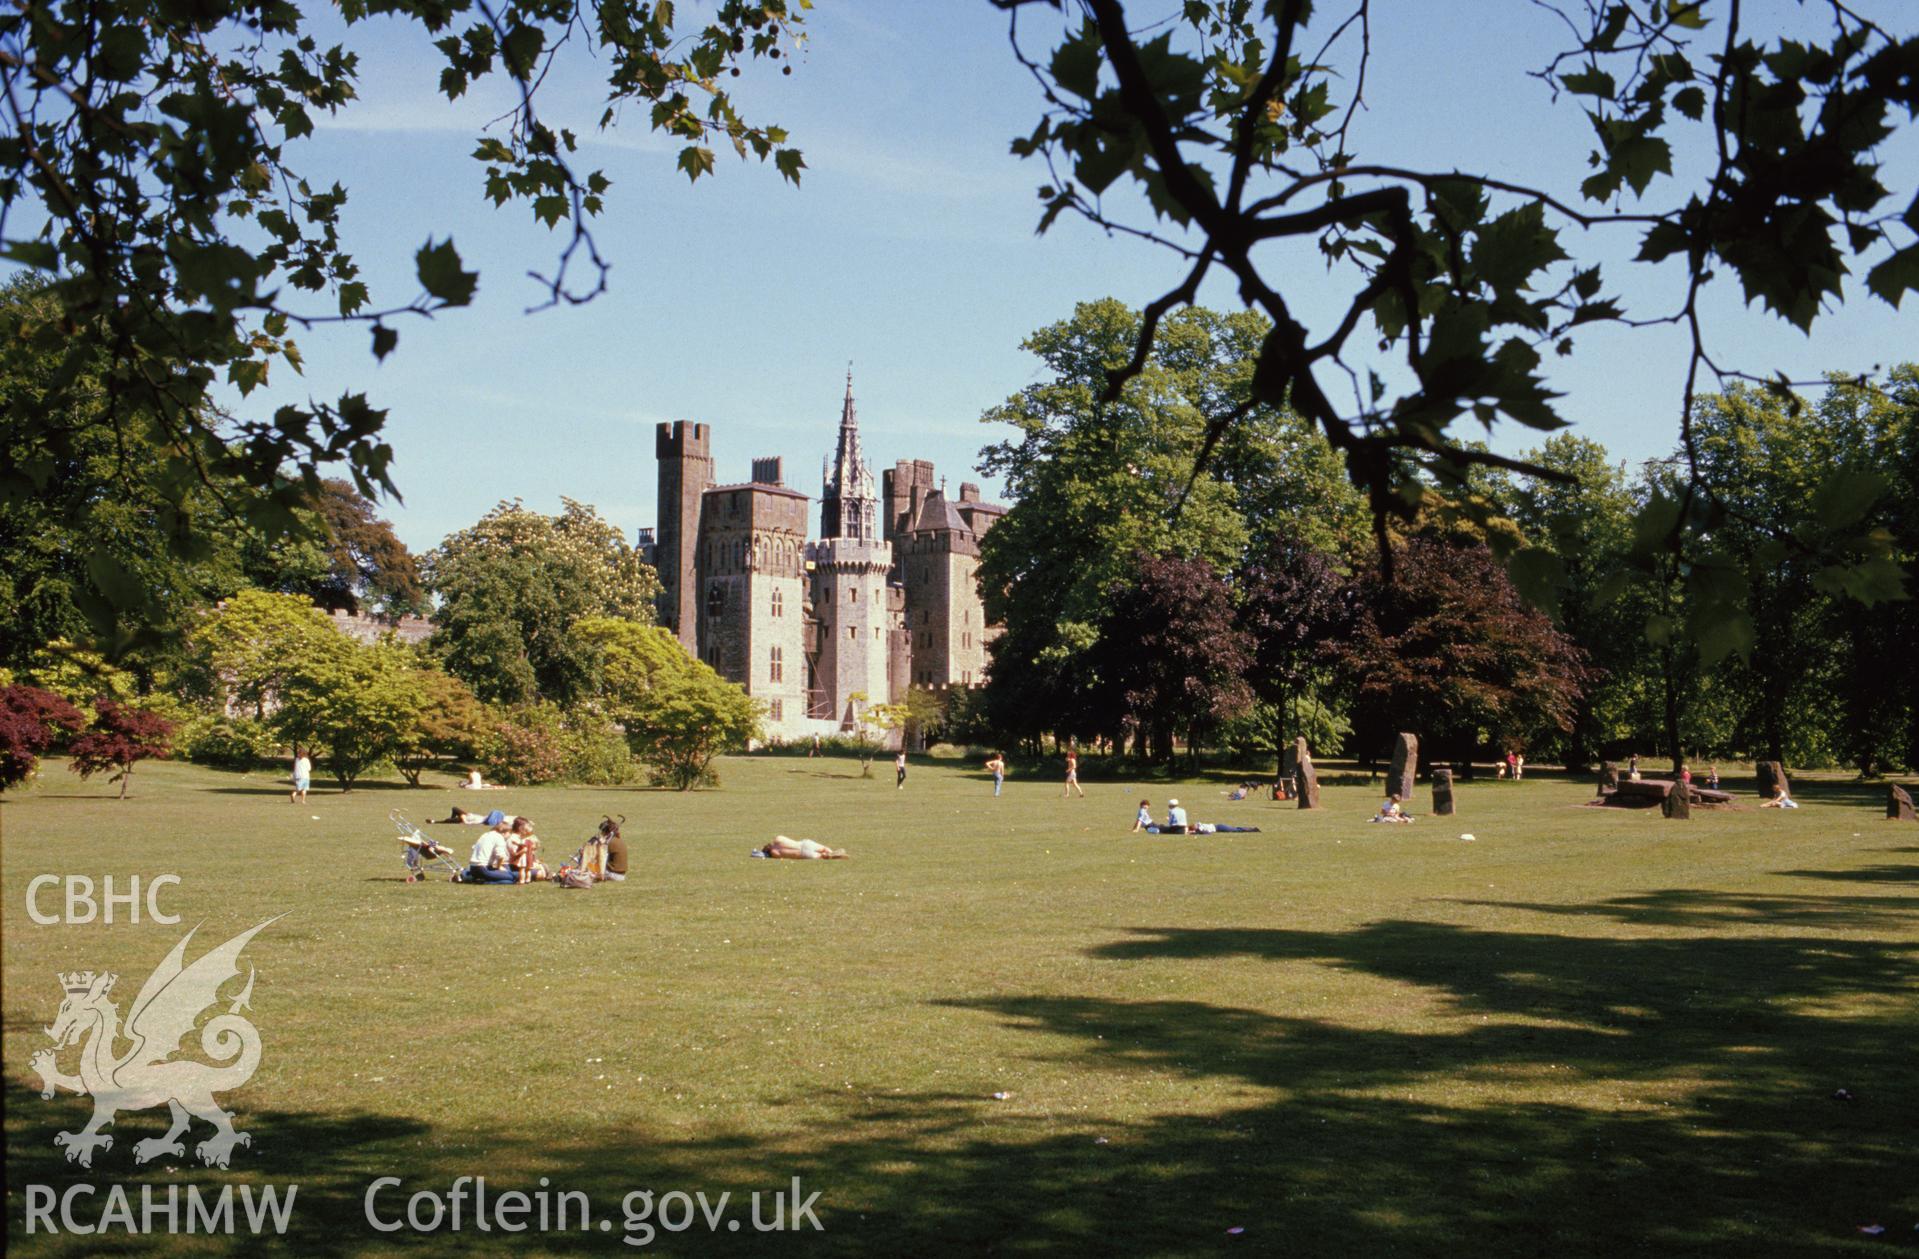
[1131,799,1153,833]
[755,835,849,860]
[506,817,546,882]
[1370,794,1416,823]
[1163,799,1189,833]
[1761,785,1800,809]
[459,769,500,789]
[602,817,629,882]
[462,822,518,883]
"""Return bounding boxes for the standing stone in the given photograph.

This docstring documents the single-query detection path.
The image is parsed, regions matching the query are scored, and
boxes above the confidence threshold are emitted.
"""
[1388,732,1419,802]
[1432,767,1455,816]
[1599,761,1620,794]
[1662,784,1691,820]
[1756,761,1787,799]
[1294,738,1320,809]
[1890,784,1917,822]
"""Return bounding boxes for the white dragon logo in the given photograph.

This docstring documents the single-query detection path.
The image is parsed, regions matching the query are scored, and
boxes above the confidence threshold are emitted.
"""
[29,918,280,1169]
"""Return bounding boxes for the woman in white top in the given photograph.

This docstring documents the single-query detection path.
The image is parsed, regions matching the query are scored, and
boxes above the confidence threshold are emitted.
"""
[463,825,518,882]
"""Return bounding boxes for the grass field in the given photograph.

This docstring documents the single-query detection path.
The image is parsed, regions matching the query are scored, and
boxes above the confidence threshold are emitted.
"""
[3,754,1915,1256]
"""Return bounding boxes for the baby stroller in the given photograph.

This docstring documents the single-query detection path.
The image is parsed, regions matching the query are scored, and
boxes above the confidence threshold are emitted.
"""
[392,809,462,883]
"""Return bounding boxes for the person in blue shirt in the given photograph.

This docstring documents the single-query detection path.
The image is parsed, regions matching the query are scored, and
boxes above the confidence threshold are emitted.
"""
[1131,799,1153,832]
[1165,799,1188,832]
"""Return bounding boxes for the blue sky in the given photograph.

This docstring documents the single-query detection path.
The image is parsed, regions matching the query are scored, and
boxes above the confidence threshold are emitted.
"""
[207,3,1916,552]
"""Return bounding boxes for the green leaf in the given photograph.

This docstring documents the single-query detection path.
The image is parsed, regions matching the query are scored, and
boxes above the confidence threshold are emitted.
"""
[415,238,478,306]
[677,146,716,181]
[371,325,398,361]
[1671,86,1707,120]
[3,240,59,270]
[1810,469,1887,530]
[1865,243,1919,307]
[1559,68,1616,97]
[1667,1,1708,31]
[1051,20,1104,100]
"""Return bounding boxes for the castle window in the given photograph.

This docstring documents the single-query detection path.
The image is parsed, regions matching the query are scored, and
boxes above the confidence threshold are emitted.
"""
[770,645,784,683]
[706,584,725,617]
[963,632,971,648]
[771,588,784,618]
[847,627,856,640]
[770,699,783,721]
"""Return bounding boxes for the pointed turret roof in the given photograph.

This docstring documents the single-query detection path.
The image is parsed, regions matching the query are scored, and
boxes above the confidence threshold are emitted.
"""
[820,365,877,540]
[827,365,869,494]
[911,488,969,535]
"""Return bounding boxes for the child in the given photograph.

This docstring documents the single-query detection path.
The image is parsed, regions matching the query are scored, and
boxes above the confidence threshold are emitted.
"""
[1371,794,1415,823]
[1132,799,1152,833]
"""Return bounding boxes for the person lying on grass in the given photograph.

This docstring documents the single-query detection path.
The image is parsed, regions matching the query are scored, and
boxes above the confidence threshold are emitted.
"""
[754,835,849,860]
[435,806,515,826]
[1370,794,1416,823]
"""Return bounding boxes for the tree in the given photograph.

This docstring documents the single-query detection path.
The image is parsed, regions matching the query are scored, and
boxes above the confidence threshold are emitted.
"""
[301,481,427,617]
[276,640,427,790]
[978,300,1265,745]
[1001,1,1917,639]
[1498,435,1640,767]
[1330,533,1591,765]
[394,668,493,787]
[1684,369,1917,773]
[427,500,662,706]
[1094,552,1253,765]
[1237,536,1348,775]
[0,684,87,793]
[23,641,141,709]
[848,692,899,775]
[67,700,175,798]
[2,0,807,643]
[898,687,948,751]
[187,589,350,718]
[570,618,761,789]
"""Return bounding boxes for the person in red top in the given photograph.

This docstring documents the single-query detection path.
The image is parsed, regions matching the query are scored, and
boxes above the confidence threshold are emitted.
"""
[1062,749,1085,799]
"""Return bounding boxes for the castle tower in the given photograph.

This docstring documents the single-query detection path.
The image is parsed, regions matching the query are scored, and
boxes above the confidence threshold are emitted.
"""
[655,420,713,650]
[692,460,809,735]
[810,371,892,728]
[901,488,992,689]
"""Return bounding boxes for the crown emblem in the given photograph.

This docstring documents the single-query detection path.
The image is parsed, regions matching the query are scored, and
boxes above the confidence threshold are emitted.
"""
[59,971,111,994]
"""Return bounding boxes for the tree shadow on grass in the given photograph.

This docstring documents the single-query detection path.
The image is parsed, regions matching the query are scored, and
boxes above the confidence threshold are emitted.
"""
[9,901,1913,1256]
[1455,888,1919,932]
[4,1075,431,1258]
[208,782,420,796]
[1773,864,1918,885]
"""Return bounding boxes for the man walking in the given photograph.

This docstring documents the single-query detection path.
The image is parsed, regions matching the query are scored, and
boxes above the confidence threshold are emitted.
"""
[895,749,908,790]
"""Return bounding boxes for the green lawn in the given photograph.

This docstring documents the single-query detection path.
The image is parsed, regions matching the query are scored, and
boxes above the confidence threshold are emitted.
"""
[4,755,1914,1256]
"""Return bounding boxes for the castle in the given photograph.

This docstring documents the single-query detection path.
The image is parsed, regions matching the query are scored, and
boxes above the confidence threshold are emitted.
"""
[640,373,1005,741]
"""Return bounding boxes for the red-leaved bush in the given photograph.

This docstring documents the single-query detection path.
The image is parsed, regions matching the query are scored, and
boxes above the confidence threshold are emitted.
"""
[0,685,87,793]
[67,700,175,799]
